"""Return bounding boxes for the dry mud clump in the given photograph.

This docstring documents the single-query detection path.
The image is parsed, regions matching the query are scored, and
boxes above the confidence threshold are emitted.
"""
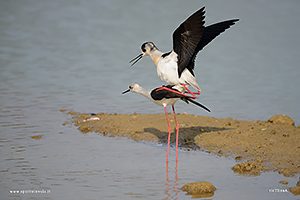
[63,111,300,177]
[181,181,216,198]
[231,161,265,176]
[290,180,300,195]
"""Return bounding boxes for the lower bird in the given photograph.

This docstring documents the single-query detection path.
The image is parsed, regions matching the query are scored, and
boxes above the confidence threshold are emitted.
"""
[122,83,210,163]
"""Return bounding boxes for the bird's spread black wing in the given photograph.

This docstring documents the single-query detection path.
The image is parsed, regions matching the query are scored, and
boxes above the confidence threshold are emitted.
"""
[198,19,239,52]
[186,19,239,73]
[173,7,206,78]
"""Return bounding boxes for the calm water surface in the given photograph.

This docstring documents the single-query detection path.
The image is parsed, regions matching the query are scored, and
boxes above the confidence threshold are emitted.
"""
[1,0,299,199]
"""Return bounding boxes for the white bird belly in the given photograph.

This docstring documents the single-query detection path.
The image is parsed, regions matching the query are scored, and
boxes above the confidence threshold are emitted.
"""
[179,69,201,91]
[153,98,179,107]
[157,52,200,91]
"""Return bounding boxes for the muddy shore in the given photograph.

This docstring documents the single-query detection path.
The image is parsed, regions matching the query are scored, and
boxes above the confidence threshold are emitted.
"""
[62,110,300,179]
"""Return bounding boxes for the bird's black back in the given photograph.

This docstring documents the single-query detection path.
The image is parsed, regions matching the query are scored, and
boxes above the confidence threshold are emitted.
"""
[150,85,182,101]
[150,85,211,112]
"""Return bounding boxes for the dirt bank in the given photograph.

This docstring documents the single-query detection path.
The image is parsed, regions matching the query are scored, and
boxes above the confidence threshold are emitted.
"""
[62,110,300,177]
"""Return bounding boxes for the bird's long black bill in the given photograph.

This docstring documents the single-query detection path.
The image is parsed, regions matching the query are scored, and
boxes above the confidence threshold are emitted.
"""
[129,54,143,66]
[187,99,211,113]
[122,89,130,94]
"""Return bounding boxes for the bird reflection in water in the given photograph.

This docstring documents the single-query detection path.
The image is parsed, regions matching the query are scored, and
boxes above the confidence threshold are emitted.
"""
[164,161,180,199]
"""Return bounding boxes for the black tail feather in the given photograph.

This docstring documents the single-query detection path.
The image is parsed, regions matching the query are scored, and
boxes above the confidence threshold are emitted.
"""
[186,98,211,112]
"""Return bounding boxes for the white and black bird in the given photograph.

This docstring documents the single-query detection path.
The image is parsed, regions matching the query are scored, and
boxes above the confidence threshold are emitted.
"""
[122,83,210,163]
[130,7,239,98]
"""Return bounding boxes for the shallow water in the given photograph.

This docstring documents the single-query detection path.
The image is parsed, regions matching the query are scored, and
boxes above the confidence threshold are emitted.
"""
[1,126,299,200]
[1,0,300,199]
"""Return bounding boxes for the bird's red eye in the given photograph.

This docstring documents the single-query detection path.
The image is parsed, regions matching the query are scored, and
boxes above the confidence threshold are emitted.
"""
[142,49,146,52]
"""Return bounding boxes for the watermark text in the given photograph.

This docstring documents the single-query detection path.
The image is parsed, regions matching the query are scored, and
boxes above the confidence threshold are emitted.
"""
[9,189,51,195]
[268,188,288,193]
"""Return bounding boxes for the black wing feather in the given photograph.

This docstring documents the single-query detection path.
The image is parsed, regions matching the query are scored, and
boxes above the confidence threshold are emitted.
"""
[173,6,239,78]
[186,19,239,73]
[173,7,206,77]
[197,19,239,52]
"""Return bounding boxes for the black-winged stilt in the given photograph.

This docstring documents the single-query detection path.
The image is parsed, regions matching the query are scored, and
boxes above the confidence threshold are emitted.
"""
[122,83,210,163]
[129,7,239,99]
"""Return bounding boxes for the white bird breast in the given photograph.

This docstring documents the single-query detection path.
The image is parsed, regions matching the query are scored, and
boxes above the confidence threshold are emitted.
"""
[157,52,180,85]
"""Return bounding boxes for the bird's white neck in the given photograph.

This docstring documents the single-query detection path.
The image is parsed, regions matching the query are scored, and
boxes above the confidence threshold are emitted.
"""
[132,87,153,102]
[149,49,163,67]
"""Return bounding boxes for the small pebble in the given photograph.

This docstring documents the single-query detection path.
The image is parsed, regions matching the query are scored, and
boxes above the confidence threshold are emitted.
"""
[31,135,43,140]
[279,180,288,185]
[83,117,100,122]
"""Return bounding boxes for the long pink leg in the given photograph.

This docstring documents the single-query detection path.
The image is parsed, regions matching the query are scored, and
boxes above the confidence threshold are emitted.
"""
[172,105,179,162]
[181,84,201,99]
[164,106,172,163]
[185,90,201,95]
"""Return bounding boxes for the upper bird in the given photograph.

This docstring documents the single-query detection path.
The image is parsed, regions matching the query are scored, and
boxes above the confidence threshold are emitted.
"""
[129,7,239,98]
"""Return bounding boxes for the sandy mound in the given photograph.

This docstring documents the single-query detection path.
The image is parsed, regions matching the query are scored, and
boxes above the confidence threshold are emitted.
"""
[63,110,300,177]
